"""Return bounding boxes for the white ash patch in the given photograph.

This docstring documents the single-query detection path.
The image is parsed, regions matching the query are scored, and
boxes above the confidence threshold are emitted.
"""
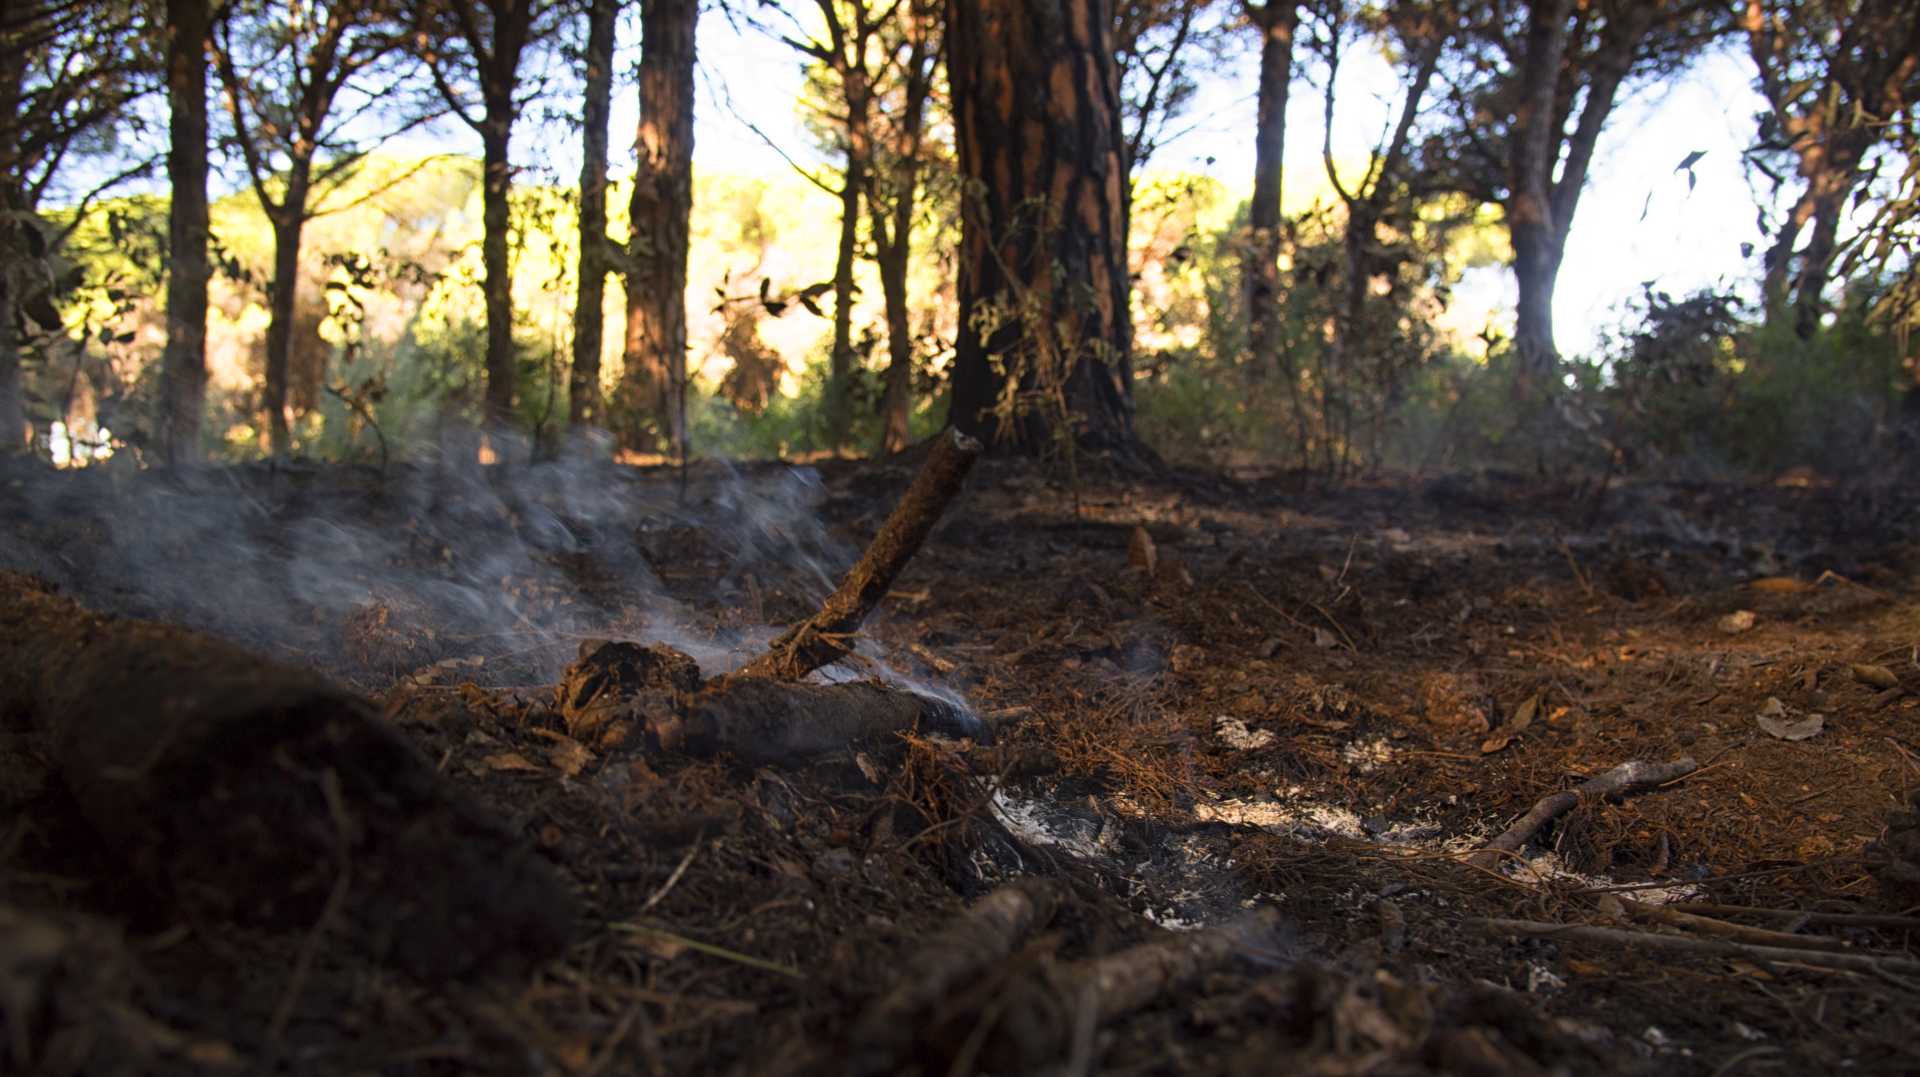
[1507,852,1703,904]
[1192,797,1368,840]
[1340,737,1395,772]
[988,789,1110,860]
[1214,716,1276,750]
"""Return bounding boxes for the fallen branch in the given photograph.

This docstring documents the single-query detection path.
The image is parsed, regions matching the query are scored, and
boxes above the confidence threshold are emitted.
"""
[1615,897,1853,953]
[734,428,980,681]
[847,880,1062,1077]
[1473,918,1920,977]
[1466,757,1698,871]
[1667,903,1920,931]
[0,572,575,982]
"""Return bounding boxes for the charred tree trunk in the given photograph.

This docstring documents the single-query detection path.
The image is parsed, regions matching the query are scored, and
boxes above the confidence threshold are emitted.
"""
[262,189,308,457]
[571,0,618,430]
[946,0,1137,454]
[1245,1,1296,381]
[161,0,211,466]
[872,21,934,457]
[0,197,23,454]
[620,0,697,456]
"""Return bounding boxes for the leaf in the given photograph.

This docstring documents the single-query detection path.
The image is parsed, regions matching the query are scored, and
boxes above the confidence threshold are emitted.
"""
[1127,526,1157,575]
[1755,698,1823,741]
[1850,663,1900,690]
[1510,693,1540,732]
[482,752,542,773]
[1480,730,1515,754]
[1748,576,1808,593]
[546,737,594,778]
[1717,610,1757,634]
[1674,150,1708,173]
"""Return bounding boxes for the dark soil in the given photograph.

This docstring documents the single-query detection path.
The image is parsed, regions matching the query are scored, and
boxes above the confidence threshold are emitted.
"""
[3,451,1918,1075]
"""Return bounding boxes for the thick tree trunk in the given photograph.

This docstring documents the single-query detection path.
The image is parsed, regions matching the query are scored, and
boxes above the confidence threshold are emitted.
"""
[1506,0,1575,388]
[620,0,697,455]
[571,0,618,430]
[161,0,211,466]
[946,0,1136,453]
[262,188,308,458]
[1792,188,1845,337]
[479,122,517,429]
[0,263,21,454]
[1245,1,1296,379]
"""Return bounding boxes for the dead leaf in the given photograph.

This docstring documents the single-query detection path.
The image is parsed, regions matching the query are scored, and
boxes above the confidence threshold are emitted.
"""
[853,751,885,785]
[482,752,542,773]
[625,926,687,962]
[1851,663,1900,690]
[1755,698,1823,741]
[1127,526,1157,575]
[1510,694,1540,732]
[1479,731,1515,754]
[1748,576,1810,594]
[1312,627,1339,649]
[1564,959,1608,977]
[546,737,593,778]
[1718,610,1757,634]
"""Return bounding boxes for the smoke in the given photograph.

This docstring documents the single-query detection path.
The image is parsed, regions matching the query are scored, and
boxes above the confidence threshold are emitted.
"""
[0,430,878,688]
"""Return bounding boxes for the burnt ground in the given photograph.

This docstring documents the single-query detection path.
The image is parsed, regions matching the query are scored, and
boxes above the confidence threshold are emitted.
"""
[3,449,1919,1075]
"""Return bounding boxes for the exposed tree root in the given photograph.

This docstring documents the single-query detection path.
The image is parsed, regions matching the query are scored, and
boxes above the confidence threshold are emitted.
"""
[1467,757,1698,871]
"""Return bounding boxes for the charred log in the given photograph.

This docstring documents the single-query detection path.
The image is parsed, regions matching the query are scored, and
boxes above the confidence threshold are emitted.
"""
[0,572,575,982]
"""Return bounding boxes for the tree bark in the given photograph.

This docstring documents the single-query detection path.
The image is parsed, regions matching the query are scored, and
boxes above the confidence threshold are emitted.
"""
[262,194,307,457]
[479,121,517,428]
[1245,1,1296,380]
[826,95,866,449]
[946,0,1137,453]
[620,0,697,455]
[161,0,211,466]
[1506,0,1576,388]
[871,19,934,456]
[571,0,618,430]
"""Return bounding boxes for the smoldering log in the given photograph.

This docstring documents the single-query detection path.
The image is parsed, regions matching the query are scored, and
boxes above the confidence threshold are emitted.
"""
[734,428,980,682]
[555,639,992,765]
[0,572,575,982]
[647,675,990,766]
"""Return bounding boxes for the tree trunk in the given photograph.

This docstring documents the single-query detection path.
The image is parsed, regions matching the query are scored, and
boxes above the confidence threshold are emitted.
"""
[1245,1,1296,379]
[161,0,212,467]
[874,221,915,455]
[945,0,1136,453]
[0,254,21,454]
[262,185,307,458]
[571,0,617,430]
[479,120,517,429]
[620,0,697,456]
[1506,0,1576,388]
[826,110,866,450]
[873,24,934,456]
[1792,186,1844,337]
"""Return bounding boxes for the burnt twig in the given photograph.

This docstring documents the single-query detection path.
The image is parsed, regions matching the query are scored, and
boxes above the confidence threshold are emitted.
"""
[1467,757,1698,871]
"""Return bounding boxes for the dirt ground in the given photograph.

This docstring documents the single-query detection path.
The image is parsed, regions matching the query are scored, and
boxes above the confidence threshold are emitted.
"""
[3,449,1918,1075]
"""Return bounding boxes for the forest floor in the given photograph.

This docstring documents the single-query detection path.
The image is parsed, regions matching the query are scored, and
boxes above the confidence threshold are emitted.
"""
[3,447,1919,1075]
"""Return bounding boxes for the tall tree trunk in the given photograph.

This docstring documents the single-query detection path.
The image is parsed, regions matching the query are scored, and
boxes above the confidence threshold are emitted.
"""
[161,0,212,466]
[620,0,697,456]
[872,24,935,457]
[945,0,1137,453]
[571,0,617,430]
[826,100,866,449]
[1506,0,1576,388]
[1245,1,1296,380]
[262,174,308,458]
[0,242,21,453]
[479,119,517,429]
